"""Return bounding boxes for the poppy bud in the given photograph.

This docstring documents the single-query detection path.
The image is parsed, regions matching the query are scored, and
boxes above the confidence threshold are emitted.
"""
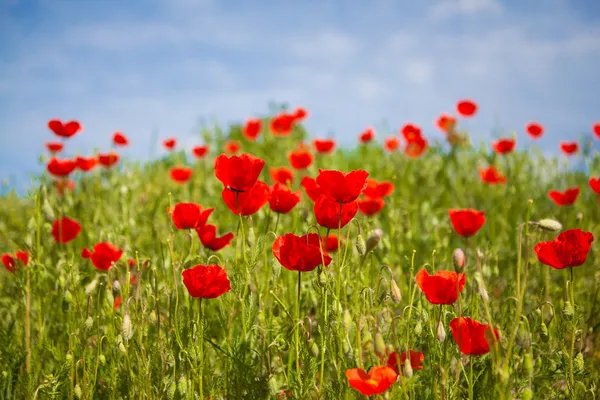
[541,303,554,325]
[452,248,465,272]
[356,234,366,256]
[563,301,574,320]
[374,332,386,358]
[473,271,489,303]
[149,310,157,324]
[516,322,531,350]
[414,321,422,336]
[112,280,121,292]
[319,271,327,286]
[99,354,106,365]
[118,341,126,354]
[437,320,446,342]
[309,338,319,358]
[105,289,114,310]
[85,279,98,295]
[74,384,83,399]
[536,218,562,232]
[404,357,413,378]
[497,365,509,384]
[268,376,279,396]
[177,375,187,396]
[574,352,584,373]
[390,279,402,304]
[63,289,73,305]
[362,330,373,353]
[343,309,353,331]
[343,340,352,358]
[168,382,177,400]
[365,229,383,253]
[272,261,281,278]
[247,219,256,248]
[66,352,73,364]
[122,313,133,341]
[576,212,583,222]
[540,322,549,342]
[522,387,533,400]
[523,353,533,378]
[42,198,55,220]
[85,316,93,330]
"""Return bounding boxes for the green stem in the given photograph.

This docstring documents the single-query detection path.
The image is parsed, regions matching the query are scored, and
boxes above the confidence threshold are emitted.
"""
[296,271,302,381]
[198,298,204,398]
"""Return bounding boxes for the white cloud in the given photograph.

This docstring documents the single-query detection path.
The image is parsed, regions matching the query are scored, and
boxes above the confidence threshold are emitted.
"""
[429,0,503,20]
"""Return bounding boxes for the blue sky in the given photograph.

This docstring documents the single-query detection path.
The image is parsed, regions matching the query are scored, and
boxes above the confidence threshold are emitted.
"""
[1,0,599,191]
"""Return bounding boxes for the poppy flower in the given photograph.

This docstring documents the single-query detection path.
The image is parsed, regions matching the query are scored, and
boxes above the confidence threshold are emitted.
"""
[525,122,544,139]
[171,202,214,230]
[1,254,15,273]
[163,138,176,151]
[560,141,578,155]
[46,142,64,153]
[215,153,265,192]
[81,242,123,271]
[314,195,358,229]
[400,123,421,141]
[358,197,385,216]
[301,176,322,202]
[405,135,428,158]
[534,228,593,269]
[456,100,478,117]
[76,156,98,172]
[192,145,209,159]
[479,166,507,184]
[15,250,29,266]
[269,183,301,214]
[288,145,313,170]
[448,209,486,237]
[322,234,342,252]
[114,296,123,309]
[113,132,129,146]
[270,113,295,136]
[359,128,374,143]
[345,366,398,397]
[243,118,262,141]
[590,177,600,195]
[224,140,241,154]
[435,113,456,133]
[270,167,294,185]
[316,169,369,204]
[387,350,425,374]
[47,157,77,177]
[593,122,600,138]
[182,264,231,299]
[384,136,400,152]
[222,180,270,215]
[128,258,136,268]
[313,138,336,154]
[272,233,332,272]
[56,179,75,196]
[363,179,394,198]
[170,166,193,183]
[548,187,579,206]
[196,224,234,251]
[492,138,516,155]
[292,107,308,121]
[98,152,120,168]
[51,217,82,244]
[416,269,466,304]
[449,317,499,355]
[48,119,82,138]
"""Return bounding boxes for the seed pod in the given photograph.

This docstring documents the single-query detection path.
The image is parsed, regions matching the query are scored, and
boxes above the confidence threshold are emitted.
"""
[536,218,562,232]
[85,316,93,330]
[437,320,446,342]
[365,229,383,253]
[574,352,584,373]
[390,279,402,304]
[374,332,386,358]
[74,384,83,399]
[540,322,549,342]
[452,248,465,272]
[404,358,413,378]
[356,234,366,256]
[541,303,554,325]
[563,301,574,320]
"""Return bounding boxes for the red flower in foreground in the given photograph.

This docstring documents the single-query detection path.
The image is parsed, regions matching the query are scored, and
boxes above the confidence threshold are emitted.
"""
[51,217,82,244]
[171,202,214,230]
[346,366,397,397]
[215,153,265,192]
[313,138,336,154]
[243,118,262,141]
[314,195,358,229]
[1,254,15,273]
[384,136,400,152]
[288,145,313,170]
[492,138,516,155]
[560,141,578,155]
[269,184,301,214]
[322,234,342,252]
[363,179,394,198]
[358,197,385,216]
[47,157,77,177]
[182,264,231,299]
[196,224,234,251]
[456,99,478,117]
[224,140,241,154]
[222,181,270,215]
[479,166,507,184]
[594,122,600,138]
[450,317,499,355]
[76,156,98,172]
[270,167,294,185]
[113,132,129,146]
[272,233,332,272]
[98,152,120,168]
[301,176,322,202]
[46,142,64,153]
[590,177,600,195]
[435,113,456,133]
[316,169,369,204]
[163,138,176,151]
[192,145,209,159]
[270,113,295,136]
[169,166,193,183]
[400,123,421,141]
[416,269,466,304]
[48,119,82,138]
[15,250,29,266]
[359,128,374,143]
[534,228,593,269]
[448,209,486,237]
[387,350,425,374]
[548,187,579,206]
[525,122,544,139]
[82,242,123,271]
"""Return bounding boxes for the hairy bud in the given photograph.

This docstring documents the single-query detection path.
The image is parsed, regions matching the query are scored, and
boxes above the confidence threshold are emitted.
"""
[390,279,402,304]
[452,248,465,272]
[536,218,562,232]
[365,229,383,253]
[374,332,386,358]
[356,234,366,256]
[437,320,446,342]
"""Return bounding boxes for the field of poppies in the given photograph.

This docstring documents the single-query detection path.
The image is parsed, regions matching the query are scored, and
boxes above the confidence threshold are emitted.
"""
[1,102,599,399]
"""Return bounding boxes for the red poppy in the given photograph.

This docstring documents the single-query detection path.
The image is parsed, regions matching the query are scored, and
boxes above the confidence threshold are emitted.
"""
[51,217,82,243]
[270,167,294,185]
[46,142,64,153]
[590,177,600,195]
[548,187,579,206]
[416,269,466,304]
[384,136,400,152]
[363,179,394,198]
[222,180,270,215]
[76,156,98,172]
[359,128,374,143]
[270,113,295,136]
[170,166,193,183]
[316,169,369,203]
[215,153,265,192]
[322,234,342,252]
[313,138,336,154]
[192,145,209,159]
[196,224,234,251]
[171,202,214,230]
[272,233,332,272]
[594,122,600,138]
[243,118,262,141]
[292,107,308,121]
[81,242,123,271]
[492,138,516,155]
[301,176,322,201]
[479,166,507,184]
[449,317,499,355]
[98,152,120,168]
[534,228,593,269]
[358,197,385,216]
[314,195,358,229]
[163,138,176,151]
[114,296,123,309]
[288,145,314,170]
[525,122,544,139]
[456,99,478,117]
[128,258,136,268]
[1,254,15,273]
[269,183,301,214]
[15,250,29,266]
[224,140,241,154]
[435,113,456,133]
[345,366,397,397]
[113,132,129,146]
[400,123,421,141]
[48,119,82,138]
[47,157,77,177]
[56,179,75,196]
[448,209,486,237]
[560,141,578,155]
[182,264,231,298]
[387,350,425,374]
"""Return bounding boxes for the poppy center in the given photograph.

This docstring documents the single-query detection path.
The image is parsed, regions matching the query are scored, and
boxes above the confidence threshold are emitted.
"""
[364,379,379,388]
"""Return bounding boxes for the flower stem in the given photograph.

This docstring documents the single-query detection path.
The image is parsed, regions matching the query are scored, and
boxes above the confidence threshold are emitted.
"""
[296,270,302,382]
[198,298,204,398]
